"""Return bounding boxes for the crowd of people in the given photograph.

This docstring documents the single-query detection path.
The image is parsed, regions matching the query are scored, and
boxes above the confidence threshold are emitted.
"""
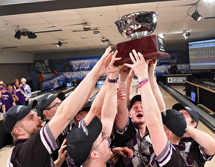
[2,47,215,167]
[0,78,31,115]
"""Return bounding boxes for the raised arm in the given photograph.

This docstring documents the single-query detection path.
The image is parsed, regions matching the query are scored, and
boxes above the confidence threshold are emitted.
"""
[126,70,135,109]
[186,126,215,156]
[125,50,167,156]
[115,67,130,131]
[84,76,108,125]
[49,47,115,139]
[148,60,166,112]
[101,51,123,136]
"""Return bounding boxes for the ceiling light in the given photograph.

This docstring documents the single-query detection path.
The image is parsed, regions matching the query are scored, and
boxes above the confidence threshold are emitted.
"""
[101,38,106,43]
[28,32,37,39]
[93,30,99,35]
[57,41,62,47]
[203,0,215,5]
[183,32,190,40]
[14,30,22,40]
[191,10,202,22]
[158,34,165,39]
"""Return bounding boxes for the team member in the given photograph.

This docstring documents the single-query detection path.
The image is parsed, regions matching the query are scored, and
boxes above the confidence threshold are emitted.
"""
[0,84,15,111]
[0,80,7,92]
[13,79,25,105]
[3,46,116,167]
[67,51,133,167]
[38,92,68,167]
[0,91,6,115]
[173,103,215,167]
[21,78,31,106]
[124,50,188,166]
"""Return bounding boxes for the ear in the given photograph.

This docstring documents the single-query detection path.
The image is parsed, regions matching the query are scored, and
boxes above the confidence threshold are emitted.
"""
[14,127,25,136]
[166,130,173,139]
[43,110,49,117]
[75,114,81,122]
[128,112,132,118]
[90,150,99,159]
[192,122,197,128]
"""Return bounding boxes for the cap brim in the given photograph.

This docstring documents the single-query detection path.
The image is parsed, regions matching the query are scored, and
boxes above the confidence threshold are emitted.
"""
[172,103,186,111]
[57,92,65,101]
[19,100,38,120]
[87,116,102,142]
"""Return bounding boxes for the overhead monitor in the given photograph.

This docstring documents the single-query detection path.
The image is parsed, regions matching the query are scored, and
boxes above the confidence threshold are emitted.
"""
[189,39,215,70]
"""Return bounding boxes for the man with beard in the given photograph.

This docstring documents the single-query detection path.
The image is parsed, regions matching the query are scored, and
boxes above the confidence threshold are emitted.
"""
[3,47,116,167]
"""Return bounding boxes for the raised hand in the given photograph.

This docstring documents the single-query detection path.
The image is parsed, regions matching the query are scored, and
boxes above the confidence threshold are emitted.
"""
[148,60,157,77]
[124,49,148,80]
[91,47,116,77]
[108,50,124,79]
[119,66,131,82]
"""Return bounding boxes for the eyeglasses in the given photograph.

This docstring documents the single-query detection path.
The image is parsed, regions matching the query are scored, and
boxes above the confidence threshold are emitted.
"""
[91,132,111,152]
[46,101,61,110]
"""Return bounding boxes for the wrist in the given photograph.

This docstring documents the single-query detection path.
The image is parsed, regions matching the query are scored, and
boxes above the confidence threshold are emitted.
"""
[109,74,118,80]
[138,74,148,82]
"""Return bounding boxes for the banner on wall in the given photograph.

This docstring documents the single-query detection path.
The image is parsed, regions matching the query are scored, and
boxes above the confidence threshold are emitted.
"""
[36,56,101,90]
[42,73,67,90]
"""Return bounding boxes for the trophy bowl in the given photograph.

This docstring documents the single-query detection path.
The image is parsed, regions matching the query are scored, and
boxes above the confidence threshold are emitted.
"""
[115,11,158,39]
[113,11,170,66]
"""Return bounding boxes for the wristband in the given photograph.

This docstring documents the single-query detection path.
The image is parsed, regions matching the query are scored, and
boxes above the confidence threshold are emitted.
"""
[138,79,150,89]
[108,78,117,83]
[139,77,149,85]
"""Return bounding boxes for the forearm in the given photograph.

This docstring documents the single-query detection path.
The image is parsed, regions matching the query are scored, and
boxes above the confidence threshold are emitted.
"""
[101,78,117,136]
[50,72,99,139]
[126,75,133,108]
[148,73,166,112]
[19,88,24,95]
[187,126,215,155]
[12,102,16,106]
[54,159,63,167]
[84,79,108,125]
[116,81,129,131]
[14,95,19,101]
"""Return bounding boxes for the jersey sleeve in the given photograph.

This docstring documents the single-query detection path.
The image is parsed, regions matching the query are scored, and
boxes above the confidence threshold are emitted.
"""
[199,145,214,161]
[39,122,59,154]
[113,118,137,147]
[154,140,173,166]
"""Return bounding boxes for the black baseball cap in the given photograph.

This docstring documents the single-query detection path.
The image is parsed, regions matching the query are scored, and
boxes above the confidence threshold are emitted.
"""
[161,109,187,137]
[38,92,65,113]
[172,103,199,126]
[78,100,92,113]
[3,100,38,133]
[67,116,102,165]
[38,93,57,113]
[130,95,141,110]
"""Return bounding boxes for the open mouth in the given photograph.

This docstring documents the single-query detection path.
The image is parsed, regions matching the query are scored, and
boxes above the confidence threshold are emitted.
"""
[136,113,143,118]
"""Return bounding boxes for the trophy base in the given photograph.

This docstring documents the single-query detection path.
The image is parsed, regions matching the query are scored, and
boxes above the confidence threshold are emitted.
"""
[114,35,170,66]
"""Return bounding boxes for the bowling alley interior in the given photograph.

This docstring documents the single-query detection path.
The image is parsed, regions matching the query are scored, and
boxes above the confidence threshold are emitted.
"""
[0,0,215,167]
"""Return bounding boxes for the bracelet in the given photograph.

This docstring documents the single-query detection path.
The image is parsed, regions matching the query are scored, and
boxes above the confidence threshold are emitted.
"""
[108,78,117,83]
[139,77,149,85]
[138,79,150,89]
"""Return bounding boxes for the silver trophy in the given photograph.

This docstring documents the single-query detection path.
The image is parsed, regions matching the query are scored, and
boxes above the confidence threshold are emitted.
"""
[114,11,170,66]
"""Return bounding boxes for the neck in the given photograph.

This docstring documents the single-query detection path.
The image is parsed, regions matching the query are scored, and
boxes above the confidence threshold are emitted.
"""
[85,160,106,167]
[169,138,180,145]
[138,123,147,138]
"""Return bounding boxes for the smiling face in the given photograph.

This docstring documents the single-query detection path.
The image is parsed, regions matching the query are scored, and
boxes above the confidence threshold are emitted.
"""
[129,101,145,125]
